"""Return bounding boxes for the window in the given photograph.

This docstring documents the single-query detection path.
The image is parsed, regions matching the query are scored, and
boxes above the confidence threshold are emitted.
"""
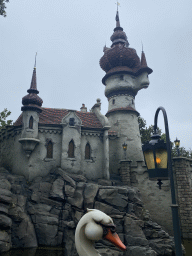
[29,116,33,129]
[47,140,53,158]
[85,143,91,159]
[112,99,115,105]
[69,118,75,126]
[68,140,75,158]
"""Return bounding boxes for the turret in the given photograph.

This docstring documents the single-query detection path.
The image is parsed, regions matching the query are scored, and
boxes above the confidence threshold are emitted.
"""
[19,58,42,157]
[99,11,153,174]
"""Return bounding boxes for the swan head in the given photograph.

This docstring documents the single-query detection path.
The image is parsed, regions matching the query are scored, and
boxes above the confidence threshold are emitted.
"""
[75,209,126,255]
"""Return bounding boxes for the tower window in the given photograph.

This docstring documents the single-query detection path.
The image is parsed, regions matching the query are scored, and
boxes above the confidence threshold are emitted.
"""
[47,140,53,158]
[29,116,33,129]
[68,140,75,158]
[112,99,115,105]
[120,75,124,80]
[85,143,91,159]
[69,118,75,126]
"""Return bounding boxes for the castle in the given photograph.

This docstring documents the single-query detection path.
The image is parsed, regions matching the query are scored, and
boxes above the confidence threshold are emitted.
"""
[1,10,192,241]
[0,10,152,182]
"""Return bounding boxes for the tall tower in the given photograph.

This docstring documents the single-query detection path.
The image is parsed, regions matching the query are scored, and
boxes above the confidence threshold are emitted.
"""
[100,11,153,175]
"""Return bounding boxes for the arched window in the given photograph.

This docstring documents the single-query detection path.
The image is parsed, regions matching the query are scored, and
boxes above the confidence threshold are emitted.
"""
[85,143,91,159]
[68,140,75,158]
[47,140,53,158]
[29,116,33,129]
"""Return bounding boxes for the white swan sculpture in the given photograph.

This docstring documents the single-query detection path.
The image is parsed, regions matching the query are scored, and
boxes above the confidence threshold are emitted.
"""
[75,209,126,256]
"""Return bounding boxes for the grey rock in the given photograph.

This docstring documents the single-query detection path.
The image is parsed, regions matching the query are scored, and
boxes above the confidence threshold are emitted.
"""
[95,201,123,215]
[35,223,58,246]
[0,231,11,252]
[0,188,12,204]
[62,229,77,256]
[0,179,11,190]
[98,248,124,256]
[0,214,12,229]
[127,188,143,206]
[27,202,52,215]
[13,214,37,248]
[0,167,9,174]
[0,204,9,215]
[84,183,99,209]
[125,246,157,256]
[62,220,76,228]
[67,186,84,209]
[56,168,76,187]
[98,189,128,211]
[98,179,112,186]
[125,235,148,246]
[50,178,64,200]
[65,185,75,197]
[39,182,52,196]
[124,216,145,238]
[32,213,59,225]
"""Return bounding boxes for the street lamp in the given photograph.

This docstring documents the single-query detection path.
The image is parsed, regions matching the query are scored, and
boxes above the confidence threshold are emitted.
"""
[142,107,183,256]
[122,142,127,159]
[174,137,180,156]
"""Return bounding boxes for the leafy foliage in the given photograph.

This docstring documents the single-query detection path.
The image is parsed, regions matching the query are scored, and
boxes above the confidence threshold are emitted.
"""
[138,116,161,144]
[0,108,13,129]
[138,116,192,159]
[0,0,9,17]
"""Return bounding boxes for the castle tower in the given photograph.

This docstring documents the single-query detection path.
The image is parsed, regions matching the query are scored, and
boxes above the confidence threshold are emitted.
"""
[19,60,43,157]
[100,11,153,175]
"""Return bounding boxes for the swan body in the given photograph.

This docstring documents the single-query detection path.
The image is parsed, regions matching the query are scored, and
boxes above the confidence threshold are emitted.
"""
[75,209,126,256]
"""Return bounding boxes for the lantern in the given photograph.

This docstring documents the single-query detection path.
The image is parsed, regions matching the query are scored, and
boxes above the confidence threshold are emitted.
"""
[142,133,168,181]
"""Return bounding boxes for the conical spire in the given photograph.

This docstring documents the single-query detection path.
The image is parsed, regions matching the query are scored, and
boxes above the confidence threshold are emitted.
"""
[110,10,129,47]
[115,10,121,28]
[27,54,39,94]
[21,56,43,113]
[141,50,148,67]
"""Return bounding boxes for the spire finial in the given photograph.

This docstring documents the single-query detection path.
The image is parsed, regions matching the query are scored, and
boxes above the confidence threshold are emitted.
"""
[116,1,120,11]
[34,52,37,69]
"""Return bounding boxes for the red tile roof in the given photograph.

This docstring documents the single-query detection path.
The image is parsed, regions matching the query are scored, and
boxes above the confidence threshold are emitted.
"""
[14,108,103,129]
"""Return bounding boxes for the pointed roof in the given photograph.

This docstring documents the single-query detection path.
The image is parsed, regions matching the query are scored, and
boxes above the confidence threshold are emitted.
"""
[27,67,39,94]
[99,10,153,85]
[141,51,148,67]
[21,62,43,113]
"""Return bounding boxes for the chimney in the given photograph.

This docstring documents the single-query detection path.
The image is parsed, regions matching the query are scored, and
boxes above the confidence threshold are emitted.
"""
[80,103,87,113]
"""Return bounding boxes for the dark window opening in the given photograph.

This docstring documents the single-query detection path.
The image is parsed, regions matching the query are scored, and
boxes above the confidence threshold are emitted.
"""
[69,118,75,126]
[112,99,115,105]
[47,140,53,158]
[132,100,134,104]
[120,75,124,80]
[29,116,33,129]
[85,143,91,159]
[68,140,75,158]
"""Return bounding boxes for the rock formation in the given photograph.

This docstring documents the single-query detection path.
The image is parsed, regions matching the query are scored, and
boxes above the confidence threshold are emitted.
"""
[0,167,184,256]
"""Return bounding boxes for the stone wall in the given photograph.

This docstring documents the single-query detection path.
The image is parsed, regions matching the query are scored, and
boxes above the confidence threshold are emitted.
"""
[0,166,184,256]
[173,157,192,239]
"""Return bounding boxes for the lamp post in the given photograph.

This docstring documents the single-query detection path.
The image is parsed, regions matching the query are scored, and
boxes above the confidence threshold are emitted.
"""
[122,142,127,160]
[142,107,183,256]
[174,137,180,156]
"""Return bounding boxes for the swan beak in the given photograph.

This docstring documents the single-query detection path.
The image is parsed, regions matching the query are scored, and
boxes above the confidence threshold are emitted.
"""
[104,229,126,251]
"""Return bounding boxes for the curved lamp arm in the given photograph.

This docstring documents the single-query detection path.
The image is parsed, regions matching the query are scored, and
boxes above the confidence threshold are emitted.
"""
[153,106,183,256]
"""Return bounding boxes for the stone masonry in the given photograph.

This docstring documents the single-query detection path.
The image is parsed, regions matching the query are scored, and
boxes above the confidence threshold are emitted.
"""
[0,166,185,256]
[173,157,192,239]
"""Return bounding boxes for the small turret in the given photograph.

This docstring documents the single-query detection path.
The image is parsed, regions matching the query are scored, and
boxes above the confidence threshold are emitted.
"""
[19,57,42,157]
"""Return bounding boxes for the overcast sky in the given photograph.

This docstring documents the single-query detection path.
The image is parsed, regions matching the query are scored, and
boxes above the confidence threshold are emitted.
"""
[1,0,192,150]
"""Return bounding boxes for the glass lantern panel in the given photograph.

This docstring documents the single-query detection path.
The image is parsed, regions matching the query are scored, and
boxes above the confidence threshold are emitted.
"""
[155,148,167,169]
[144,150,155,169]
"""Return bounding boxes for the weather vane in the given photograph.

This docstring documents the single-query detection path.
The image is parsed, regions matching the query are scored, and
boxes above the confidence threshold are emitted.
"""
[115,1,121,11]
